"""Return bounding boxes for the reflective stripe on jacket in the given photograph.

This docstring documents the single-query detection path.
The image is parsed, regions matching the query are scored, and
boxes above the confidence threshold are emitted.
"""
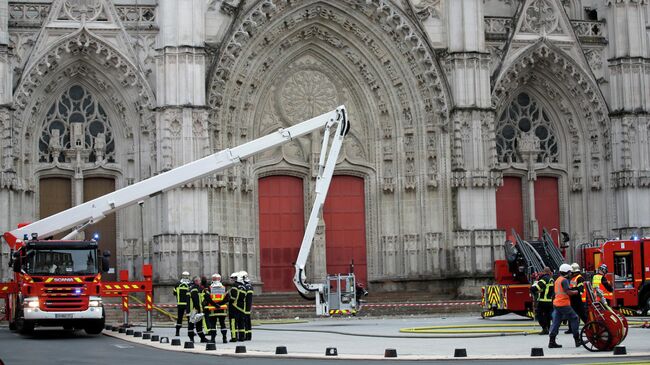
[173,282,189,305]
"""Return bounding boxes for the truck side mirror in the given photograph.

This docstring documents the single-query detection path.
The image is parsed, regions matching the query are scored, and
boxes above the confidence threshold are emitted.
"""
[561,232,570,243]
[101,250,111,273]
[11,250,22,273]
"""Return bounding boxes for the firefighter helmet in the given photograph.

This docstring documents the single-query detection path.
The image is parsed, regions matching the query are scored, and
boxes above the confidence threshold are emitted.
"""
[571,263,580,273]
[559,263,572,274]
[598,264,608,273]
[181,271,190,280]
[211,273,221,281]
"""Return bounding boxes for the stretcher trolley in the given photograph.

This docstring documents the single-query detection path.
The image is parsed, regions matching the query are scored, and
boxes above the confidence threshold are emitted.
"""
[580,282,628,351]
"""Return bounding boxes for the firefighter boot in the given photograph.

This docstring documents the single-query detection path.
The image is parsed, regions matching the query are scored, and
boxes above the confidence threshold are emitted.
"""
[221,330,228,344]
[245,332,251,341]
[548,336,562,348]
[199,333,208,343]
[175,326,180,337]
[574,336,582,347]
[188,333,195,343]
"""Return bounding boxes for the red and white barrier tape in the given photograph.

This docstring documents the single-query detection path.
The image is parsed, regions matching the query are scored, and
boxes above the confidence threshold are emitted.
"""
[104,301,480,309]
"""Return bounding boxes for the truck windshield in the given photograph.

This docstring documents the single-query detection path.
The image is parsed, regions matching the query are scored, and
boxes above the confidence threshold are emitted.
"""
[24,248,98,276]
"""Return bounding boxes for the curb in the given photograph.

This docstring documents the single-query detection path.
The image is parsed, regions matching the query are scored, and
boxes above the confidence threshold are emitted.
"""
[103,330,650,361]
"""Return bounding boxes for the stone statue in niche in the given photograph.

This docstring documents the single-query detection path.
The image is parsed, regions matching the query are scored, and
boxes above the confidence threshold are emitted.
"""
[49,128,62,162]
[94,132,106,162]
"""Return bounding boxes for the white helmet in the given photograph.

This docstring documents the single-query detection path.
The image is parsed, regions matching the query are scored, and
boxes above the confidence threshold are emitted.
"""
[181,271,190,280]
[211,273,221,281]
[571,263,580,273]
[559,263,572,274]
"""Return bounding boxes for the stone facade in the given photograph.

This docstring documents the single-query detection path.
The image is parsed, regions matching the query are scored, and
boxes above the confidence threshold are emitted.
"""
[0,0,649,300]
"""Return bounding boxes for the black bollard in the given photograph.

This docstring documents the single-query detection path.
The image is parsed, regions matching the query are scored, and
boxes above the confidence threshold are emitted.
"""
[206,343,217,351]
[105,325,112,330]
[384,349,397,358]
[126,329,134,335]
[159,336,168,343]
[111,326,119,332]
[171,338,181,346]
[530,347,544,357]
[276,346,288,355]
[151,335,160,342]
[142,333,151,340]
[454,348,467,358]
[235,345,247,354]
[118,328,126,333]
[325,347,338,356]
[184,342,194,349]
[134,331,142,338]
[613,346,627,355]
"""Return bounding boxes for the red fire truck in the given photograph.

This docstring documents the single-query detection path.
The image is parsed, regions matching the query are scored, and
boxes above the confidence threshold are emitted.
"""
[1,106,350,333]
[576,238,650,316]
[481,230,650,318]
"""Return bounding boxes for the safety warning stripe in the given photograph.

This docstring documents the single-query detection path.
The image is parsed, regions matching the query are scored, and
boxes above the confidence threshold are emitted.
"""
[104,301,481,309]
[104,284,141,290]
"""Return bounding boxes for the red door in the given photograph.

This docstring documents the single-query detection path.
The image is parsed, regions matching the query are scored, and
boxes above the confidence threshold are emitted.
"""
[323,176,367,286]
[496,176,524,239]
[258,176,304,292]
[534,176,560,238]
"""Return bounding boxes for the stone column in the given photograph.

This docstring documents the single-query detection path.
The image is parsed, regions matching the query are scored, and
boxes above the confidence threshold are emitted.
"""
[606,0,650,237]
[0,0,13,280]
[447,0,502,282]
[152,0,214,295]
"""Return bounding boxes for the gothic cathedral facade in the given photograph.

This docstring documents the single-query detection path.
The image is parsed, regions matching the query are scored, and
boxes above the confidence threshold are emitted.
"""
[1,0,649,298]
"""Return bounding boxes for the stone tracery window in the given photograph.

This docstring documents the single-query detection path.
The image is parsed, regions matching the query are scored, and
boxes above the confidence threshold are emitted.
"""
[496,92,559,164]
[38,85,115,164]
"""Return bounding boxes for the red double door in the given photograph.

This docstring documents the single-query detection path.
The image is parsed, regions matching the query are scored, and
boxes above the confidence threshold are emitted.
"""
[496,176,560,240]
[258,175,367,292]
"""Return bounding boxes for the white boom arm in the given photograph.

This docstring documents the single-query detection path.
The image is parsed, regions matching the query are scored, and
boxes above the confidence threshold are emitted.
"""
[292,106,348,302]
[3,106,349,249]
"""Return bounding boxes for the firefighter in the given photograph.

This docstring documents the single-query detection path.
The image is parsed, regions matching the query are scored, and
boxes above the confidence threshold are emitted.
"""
[172,271,190,337]
[227,271,246,342]
[242,271,254,341]
[530,267,554,335]
[203,273,229,343]
[548,264,581,348]
[187,276,208,343]
[592,264,613,304]
[566,263,587,332]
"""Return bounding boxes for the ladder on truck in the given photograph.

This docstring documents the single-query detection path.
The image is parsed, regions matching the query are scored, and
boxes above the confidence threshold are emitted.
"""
[2,106,350,319]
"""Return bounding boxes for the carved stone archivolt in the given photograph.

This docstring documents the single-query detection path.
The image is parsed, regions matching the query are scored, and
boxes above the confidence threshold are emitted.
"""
[493,41,610,164]
[206,0,451,281]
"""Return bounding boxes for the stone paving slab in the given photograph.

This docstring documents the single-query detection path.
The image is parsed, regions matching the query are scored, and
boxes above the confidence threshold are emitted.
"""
[104,314,650,360]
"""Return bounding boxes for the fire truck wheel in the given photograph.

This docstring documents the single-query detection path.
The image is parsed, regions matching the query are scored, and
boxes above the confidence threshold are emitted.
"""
[17,319,34,335]
[641,291,650,315]
[84,320,105,335]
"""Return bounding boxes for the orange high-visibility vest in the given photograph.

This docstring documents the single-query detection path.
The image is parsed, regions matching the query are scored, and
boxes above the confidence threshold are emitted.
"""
[553,276,571,307]
[570,274,586,303]
[592,274,613,299]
